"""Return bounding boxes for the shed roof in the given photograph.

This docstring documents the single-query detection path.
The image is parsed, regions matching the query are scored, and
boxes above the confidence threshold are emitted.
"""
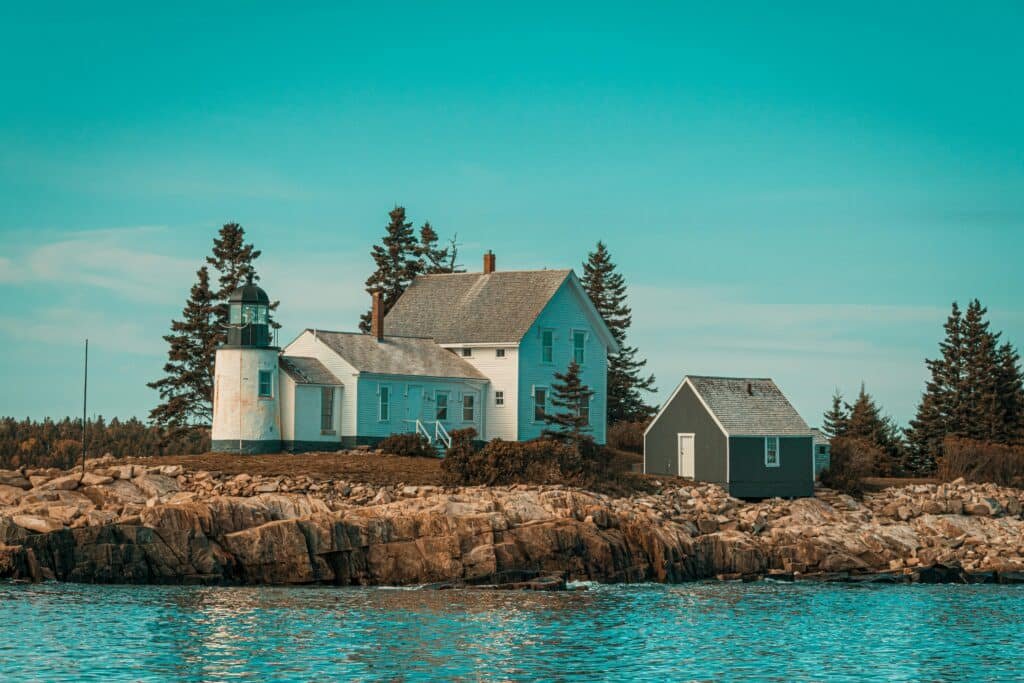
[311,330,486,380]
[383,269,574,345]
[278,356,341,385]
[686,376,812,437]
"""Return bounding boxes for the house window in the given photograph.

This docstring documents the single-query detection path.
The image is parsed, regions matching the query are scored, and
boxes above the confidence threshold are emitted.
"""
[573,330,586,365]
[534,387,547,421]
[496,348,506,358]
[321,387,335,433]
[379,386,390,421]
[765,436,780,467]
[461,348,472,357]
[578,398,589,426]
[817,445,828,455]
[436,392,448,421]
[258,370,273,398]
[495,390,504,406]
[463,394,475,422]
[541,330,553,363]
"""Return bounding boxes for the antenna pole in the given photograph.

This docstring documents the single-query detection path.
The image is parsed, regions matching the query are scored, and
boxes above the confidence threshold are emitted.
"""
[82,339,88,477]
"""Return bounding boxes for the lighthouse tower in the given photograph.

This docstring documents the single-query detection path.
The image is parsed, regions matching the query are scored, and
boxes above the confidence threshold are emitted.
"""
[211,275,281,453]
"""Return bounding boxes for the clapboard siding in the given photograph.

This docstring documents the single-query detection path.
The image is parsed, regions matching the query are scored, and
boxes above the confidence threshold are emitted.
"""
[517,280,609,443]
[444,345,519,441]
[355,374,487,440]
[282,331,360,439]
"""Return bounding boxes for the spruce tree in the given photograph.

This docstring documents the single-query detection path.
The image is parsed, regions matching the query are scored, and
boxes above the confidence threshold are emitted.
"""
[581,241,656,423]
[821,389,849,439]
[843,383,903,473]
[541,361,596,449]
[417,222,457,274]
[994,342,1024,443]
[961,299,1002,440]
[360,207,423,332]
[907,302,965,466]
[148,267,219,431]
[206,222,279,337]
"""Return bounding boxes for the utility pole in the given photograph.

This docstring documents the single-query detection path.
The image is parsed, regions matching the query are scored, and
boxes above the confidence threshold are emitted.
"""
[81,339,88,478]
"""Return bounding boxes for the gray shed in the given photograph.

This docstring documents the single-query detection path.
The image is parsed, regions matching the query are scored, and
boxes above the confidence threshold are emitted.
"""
[644,376,814,498]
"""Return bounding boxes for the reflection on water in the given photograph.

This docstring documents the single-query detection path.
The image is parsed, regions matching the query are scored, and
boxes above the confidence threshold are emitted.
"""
[1,581,1022,682]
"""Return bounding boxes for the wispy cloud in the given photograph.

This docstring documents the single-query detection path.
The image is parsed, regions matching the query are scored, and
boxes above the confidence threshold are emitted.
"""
[0,308,162,355]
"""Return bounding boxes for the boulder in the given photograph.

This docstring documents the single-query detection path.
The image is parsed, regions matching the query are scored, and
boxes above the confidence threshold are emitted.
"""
[0,484,26,506]
[38,474,81,491]
[132,474,180,499]
[12,515,65,534]
[0,470,31,490]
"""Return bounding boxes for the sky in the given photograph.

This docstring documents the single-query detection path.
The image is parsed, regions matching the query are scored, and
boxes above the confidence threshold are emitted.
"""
[1,2,1022,428]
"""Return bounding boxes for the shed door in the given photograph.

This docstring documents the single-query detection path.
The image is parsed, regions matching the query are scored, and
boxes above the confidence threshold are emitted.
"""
[677,434,695,478]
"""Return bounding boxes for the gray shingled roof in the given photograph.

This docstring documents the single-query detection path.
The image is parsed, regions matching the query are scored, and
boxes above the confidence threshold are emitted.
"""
[688,376,812,436]
[811,428,831,446]
[312,330,486,380]
[279,356,341,385]
[383,270,572,344]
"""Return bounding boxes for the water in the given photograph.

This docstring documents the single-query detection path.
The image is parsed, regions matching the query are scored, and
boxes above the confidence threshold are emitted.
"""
[1,582,1022,682]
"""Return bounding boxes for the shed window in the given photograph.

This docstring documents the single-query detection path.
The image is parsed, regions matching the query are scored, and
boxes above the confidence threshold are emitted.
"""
[463,394,475,422]
[321,387,335,433]
[436,392,448,421]
[495,390,504,406]
[541,330,553,363]
[379,386,390,421]
[257,370,273,398]
[534,387,547,421]
[765,437,780,467]
[573,330,586,365]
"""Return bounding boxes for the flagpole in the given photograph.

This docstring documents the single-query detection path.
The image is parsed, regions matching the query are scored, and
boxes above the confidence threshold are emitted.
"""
[82,339,88,478]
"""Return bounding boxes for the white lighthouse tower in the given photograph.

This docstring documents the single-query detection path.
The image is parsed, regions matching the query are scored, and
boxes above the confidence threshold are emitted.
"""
[211,275,281,453]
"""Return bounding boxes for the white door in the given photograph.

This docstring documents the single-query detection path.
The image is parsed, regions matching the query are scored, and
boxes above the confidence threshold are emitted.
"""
[677,433,695,478]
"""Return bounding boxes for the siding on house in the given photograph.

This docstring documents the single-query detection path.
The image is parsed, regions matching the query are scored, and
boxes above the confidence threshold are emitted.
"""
[728,436,814,498]
[643,381,727,483]
[355,373,488,442]
[282,331,361,440]
[517,280,609,443]
[279,371,296,442]
[290,384,342,448]
[443,344,519,441]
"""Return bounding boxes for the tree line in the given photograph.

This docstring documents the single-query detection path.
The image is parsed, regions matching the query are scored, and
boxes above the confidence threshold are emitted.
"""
[822,299,1023,475]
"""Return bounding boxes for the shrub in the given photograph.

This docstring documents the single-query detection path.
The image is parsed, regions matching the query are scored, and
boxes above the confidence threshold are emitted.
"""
[378,432,436,458]
[607,421,647,454]
[442,434,611,487]
[819,437,887,496]
[937,437,1024,487]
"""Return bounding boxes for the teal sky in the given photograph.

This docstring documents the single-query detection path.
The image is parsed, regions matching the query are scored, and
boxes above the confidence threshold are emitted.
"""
[1,2,1022,428]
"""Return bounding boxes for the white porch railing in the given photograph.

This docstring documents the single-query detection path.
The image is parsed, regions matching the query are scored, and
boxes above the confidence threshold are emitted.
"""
[434,420,452,449]
[402,419,452,452]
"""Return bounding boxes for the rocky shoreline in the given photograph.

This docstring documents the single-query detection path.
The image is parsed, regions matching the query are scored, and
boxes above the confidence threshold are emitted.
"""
[2,455,1024,588]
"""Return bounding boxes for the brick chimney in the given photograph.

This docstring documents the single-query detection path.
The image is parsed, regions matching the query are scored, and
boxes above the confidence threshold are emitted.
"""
[371,291,384,341]
[483,250,496,274]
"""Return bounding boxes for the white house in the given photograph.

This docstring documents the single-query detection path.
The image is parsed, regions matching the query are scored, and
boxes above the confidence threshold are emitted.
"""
[210,252,619,453]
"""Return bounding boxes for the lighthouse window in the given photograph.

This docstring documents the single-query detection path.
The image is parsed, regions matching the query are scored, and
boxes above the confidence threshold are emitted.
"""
[242,304,267,325]
[258,370,273,398]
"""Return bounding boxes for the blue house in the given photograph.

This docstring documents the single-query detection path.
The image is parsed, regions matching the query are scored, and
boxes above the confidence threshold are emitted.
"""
[211,251,619,453]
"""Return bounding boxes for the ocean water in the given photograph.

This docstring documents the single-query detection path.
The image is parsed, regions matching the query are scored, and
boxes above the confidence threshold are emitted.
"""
[1,581,1022,682]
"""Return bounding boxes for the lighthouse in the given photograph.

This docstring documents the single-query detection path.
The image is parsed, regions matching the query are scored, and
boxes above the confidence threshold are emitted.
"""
[211,274,281,453]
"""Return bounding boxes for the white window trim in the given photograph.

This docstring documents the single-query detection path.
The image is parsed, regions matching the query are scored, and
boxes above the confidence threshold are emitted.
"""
[571,328,587,365]
[462,394,476,422]
[532,385,548,423]
[494,390,504,407]
[540,329,554,364]
[378,385,391,422]
[461,348,473,357]
[495,348,506,358]
[435,391,449,421]
[764,436,780,468]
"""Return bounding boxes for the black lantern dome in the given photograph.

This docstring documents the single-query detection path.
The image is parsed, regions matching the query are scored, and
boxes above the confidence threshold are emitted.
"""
[227,274,271,347]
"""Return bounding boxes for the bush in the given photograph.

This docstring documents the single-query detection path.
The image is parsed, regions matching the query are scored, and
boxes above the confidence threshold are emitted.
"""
[819,437,888,496]
[607,421,647,454]
[378,432,437,458]
[442,433,611,487]
[937,437,1024,487]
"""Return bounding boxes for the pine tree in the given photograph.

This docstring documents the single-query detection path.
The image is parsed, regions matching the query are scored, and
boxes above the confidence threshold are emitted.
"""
[907,302,965,466]
[417,222,454,274]
[994,342,1024,443]
[821,389,849,439]
[360,207,423,332]
[581,241,656,423]
[541,361,596,449]
[960,299,1002,441]
[147,267,219,431]
[844,383,902,473]
[205,222,279,337]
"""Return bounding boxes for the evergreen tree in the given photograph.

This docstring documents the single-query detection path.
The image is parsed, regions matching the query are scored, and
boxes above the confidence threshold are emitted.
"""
[994,342,1024,443]
[844,383,903,473]
[821,389,849,439]
[205,222,279,336]
[360,207,423,332]
[907,302,965,466]
[541,361,596,449]
[147,267,219,430]
[580,241,656,423]
[960,299,1001,440]
[417,222,458,274]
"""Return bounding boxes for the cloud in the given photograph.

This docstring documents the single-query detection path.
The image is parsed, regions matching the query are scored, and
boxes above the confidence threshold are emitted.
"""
[0,308,162,356]
[1,226,196,304]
